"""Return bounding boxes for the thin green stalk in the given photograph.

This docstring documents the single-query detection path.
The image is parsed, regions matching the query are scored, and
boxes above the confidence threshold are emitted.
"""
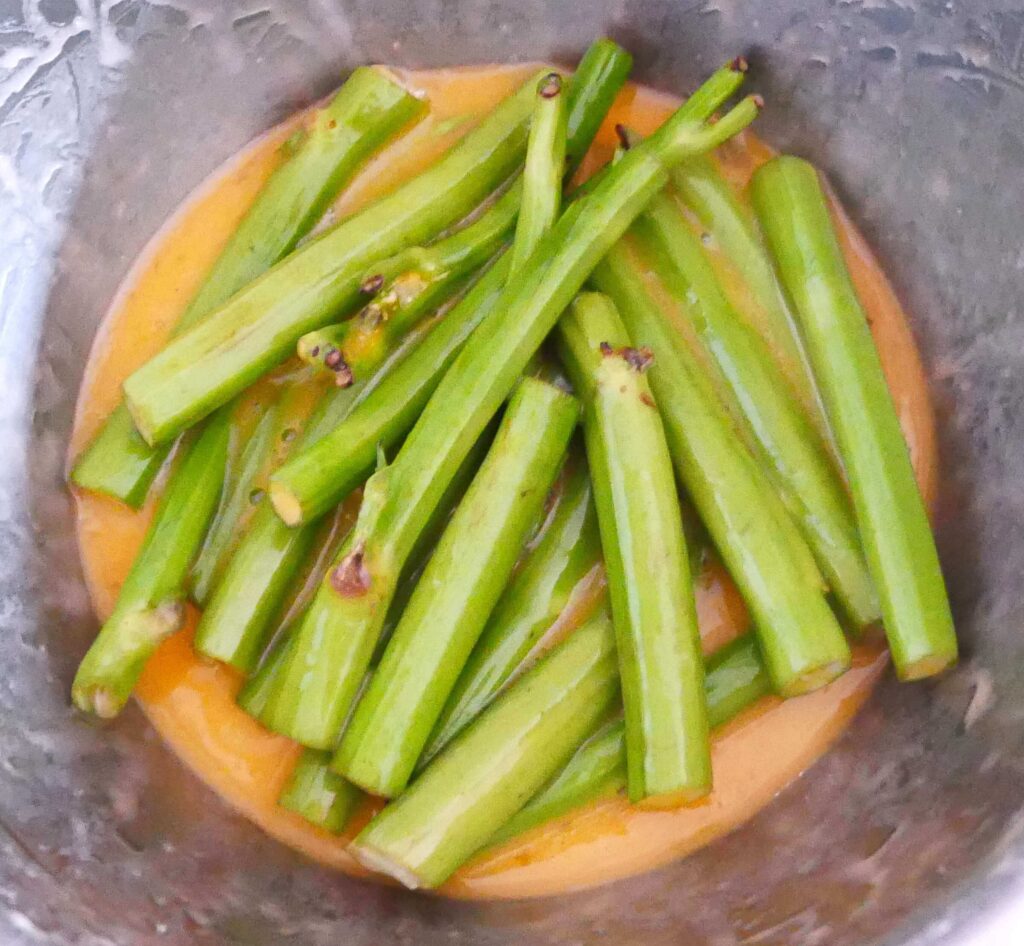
[264,63,759,751]
[122,72,548,447]
[71,413,231,717]
[593,243,851,696]
[333,377,579,797]
[751,156,957,679]
[671,151,830,436]
[510,73,568,274]
[638,194,880,629]
[190,382,305,606]
[350,610,620,890]
[423,458,601,762]
[562,39,634,175]
[558,292,709,805]
[237,627,296,719]
[491,632,770,844]
[70,67,424,506]
[279,749,362,834]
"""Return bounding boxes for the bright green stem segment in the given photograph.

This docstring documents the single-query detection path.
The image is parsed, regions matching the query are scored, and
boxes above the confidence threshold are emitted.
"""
[71,413,231,717]
[671,153,830,437]
[278,749,363,834]
[492,632,770,844]
[424,459,601,762]
[262,62,757,752]
[639,194,880,630]
[350,611,620,889]
[562,39,633,174]
[123,71,547,447]
[558,292,710,805]
[333,377,579,797]
[510,73,568,274]
[70,67,423,505]
[751,156,957,679]
[593,244,851,697]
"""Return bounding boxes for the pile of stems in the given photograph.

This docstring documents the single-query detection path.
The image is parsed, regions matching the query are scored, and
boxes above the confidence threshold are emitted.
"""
[636,191,879,629]
[193,290,444,672]
[333,375,578,797]
[751,157,956,678]
[71,67,425,507]
[592,242,852,697]
[200,42,632,678]
[121,71,546,447]
[263,62,760,751]
[557,292,710,805]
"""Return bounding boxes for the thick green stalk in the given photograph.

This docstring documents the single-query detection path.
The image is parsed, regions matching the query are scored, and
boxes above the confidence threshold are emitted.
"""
[558,292,709,805]
[639,195,880,629]
[333,377,579,797]
[492,632,770,844]
[350,611,620,889]
[71,413,231,717]
[751,156,957,679]
[593,244,851,696]
[424,459,601,762]
[279,749,362,834]
[510,73,568,274]
[264,64,758,750]
[671,152,829,433]
[122,72,547,447]
[70,67,423,505]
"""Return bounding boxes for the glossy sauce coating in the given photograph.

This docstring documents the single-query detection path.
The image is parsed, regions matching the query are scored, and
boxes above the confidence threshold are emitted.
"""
[72,63,938,900]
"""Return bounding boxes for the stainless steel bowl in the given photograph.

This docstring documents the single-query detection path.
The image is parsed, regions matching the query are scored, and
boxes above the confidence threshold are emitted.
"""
[3,2,1023,943]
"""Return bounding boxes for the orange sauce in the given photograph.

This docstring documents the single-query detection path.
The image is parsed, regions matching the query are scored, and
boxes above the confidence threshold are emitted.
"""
[71,64,939,900]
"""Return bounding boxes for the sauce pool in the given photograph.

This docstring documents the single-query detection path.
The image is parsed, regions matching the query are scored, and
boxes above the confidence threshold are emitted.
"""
[71,63,939,900]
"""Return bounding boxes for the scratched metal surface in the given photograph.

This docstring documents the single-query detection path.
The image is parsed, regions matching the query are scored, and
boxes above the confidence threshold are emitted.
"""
[2,1,1024,944]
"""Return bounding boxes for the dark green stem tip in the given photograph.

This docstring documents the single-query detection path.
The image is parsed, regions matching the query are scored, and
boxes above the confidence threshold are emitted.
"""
[538,73,563,99]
